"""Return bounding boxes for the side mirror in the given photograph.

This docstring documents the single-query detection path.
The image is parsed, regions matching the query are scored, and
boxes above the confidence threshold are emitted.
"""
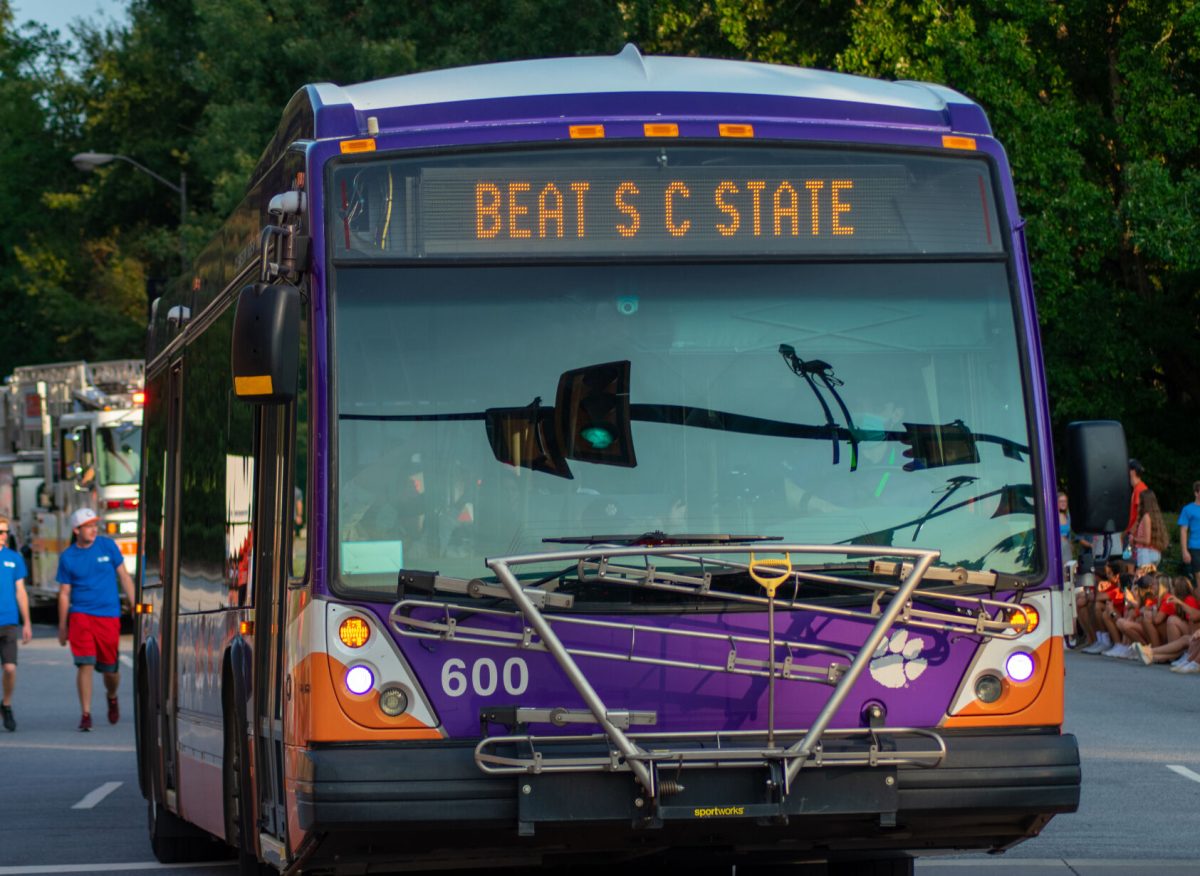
[1066,420,1129,534]
[231,283,300,404]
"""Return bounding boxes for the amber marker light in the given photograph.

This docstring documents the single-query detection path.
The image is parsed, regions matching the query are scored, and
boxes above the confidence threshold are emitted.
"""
[239,620,255,636]
[340,138,377,154]
[569,125,605,139]
[1008,604,1040,634]
[134,603,152,615]
[339,616,371,648]
[643,123,679,137]
[942,135,977,150]
[719,124,754,138]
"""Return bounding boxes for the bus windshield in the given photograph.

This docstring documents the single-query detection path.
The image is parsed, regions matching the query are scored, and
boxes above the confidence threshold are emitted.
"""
[331,148,1037,596]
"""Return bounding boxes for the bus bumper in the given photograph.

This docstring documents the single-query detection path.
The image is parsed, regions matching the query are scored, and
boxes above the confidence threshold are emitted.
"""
[294,729,1078,865]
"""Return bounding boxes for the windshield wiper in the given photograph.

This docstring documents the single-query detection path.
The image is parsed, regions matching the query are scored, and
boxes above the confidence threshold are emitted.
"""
[543,530,784,546]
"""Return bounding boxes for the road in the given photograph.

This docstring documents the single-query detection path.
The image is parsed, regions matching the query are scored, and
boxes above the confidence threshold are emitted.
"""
[0,625,1197,875]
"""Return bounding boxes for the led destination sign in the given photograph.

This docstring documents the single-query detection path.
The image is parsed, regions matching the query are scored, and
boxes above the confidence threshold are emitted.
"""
[334,152,1004,260]
[419,166,999,257]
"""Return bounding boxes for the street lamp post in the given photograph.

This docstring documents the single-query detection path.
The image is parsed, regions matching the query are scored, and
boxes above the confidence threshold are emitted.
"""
[72,151,188,273]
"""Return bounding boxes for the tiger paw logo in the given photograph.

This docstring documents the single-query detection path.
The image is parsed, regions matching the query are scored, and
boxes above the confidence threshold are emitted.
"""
[868,629,929,689]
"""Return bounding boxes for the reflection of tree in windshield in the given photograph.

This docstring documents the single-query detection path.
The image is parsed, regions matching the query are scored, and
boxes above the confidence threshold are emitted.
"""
[847,481,1036,570]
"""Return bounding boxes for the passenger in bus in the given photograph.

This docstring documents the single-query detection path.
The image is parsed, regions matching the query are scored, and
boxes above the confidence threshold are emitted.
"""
[0,515,33,732]
[340,447,430,546]
[55,507,136,732]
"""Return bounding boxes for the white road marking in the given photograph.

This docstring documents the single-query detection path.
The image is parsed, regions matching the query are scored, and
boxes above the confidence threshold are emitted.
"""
[70,781,122,809]
[120,654,133,668]
[1166,763,1200,784]
[0,864,234,874]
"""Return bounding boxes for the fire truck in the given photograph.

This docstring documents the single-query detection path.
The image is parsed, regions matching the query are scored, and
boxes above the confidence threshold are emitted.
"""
[0,360,143,607]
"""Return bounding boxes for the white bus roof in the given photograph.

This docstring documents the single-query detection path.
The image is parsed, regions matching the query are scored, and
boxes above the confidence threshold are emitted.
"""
[313,44,983,129]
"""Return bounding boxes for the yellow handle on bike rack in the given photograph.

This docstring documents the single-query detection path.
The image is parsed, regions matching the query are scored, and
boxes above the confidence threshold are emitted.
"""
[748,552,792,598]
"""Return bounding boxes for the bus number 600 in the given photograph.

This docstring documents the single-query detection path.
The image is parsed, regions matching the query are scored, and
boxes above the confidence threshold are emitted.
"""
[441,657,529,697]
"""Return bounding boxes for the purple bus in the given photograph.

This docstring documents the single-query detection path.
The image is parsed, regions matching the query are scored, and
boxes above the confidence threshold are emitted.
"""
[135,46,1127,875]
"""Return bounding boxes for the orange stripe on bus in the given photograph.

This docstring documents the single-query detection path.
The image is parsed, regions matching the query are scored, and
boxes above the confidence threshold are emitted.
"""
[290,652,440,741]
[942,637,1063,728]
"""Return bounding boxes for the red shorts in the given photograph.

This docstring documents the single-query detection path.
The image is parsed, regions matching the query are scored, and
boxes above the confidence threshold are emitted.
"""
[68,613,120,673]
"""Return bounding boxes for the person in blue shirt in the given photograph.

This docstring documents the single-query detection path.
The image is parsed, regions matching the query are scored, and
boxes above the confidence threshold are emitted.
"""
[0,515,32,732]
[56,507,135,732]
[1178,481,1200,583]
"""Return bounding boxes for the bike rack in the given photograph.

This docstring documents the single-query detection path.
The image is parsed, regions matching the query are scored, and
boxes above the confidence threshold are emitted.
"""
[389,543,1034,806]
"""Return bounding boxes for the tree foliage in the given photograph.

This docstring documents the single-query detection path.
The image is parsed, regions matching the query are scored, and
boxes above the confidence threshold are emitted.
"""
[2,0,1198,507]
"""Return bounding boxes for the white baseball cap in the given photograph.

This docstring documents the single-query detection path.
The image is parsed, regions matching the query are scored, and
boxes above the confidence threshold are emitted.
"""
[70,508,99,530]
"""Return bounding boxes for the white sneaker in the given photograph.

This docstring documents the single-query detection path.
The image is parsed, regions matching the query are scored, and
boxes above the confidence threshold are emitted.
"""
[1123,644,1143,660]
[1171,660,1200,674]
[1102,644,1129,658]
[1082,636,1111,654]
[1170,654,1188,667]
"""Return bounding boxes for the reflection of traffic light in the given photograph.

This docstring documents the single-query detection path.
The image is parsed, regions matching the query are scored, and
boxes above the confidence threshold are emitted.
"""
[484,403,572,479]
[555,361,637,467]
[899,420,979,471]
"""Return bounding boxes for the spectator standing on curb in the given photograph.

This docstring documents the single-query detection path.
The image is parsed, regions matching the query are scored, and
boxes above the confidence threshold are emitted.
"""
[1124,459,1148,558]
[1131,490,1168,569]
[56,508,135,731]
[0,515,32,731]
[1178,481,1200,583]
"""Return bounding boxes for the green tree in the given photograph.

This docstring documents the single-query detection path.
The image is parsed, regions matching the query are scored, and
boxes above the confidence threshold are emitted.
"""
[5,0,1200,515]
[834,0,1200,508]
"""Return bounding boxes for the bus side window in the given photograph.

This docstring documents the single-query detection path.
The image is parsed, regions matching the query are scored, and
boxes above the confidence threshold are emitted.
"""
[290,298,308,582]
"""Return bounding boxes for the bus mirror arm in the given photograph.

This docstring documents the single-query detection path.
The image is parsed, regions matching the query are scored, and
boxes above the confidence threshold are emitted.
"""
[259,224,310,285]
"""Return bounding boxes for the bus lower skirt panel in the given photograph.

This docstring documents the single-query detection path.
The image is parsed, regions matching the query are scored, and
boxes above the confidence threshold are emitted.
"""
[295,731,1078,870]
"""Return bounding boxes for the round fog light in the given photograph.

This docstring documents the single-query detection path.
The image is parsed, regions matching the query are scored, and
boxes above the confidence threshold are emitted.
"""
[379,686,409,717]
[345,664,374,695]
[974,673,1003,704]
[1005,651,1035,683]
